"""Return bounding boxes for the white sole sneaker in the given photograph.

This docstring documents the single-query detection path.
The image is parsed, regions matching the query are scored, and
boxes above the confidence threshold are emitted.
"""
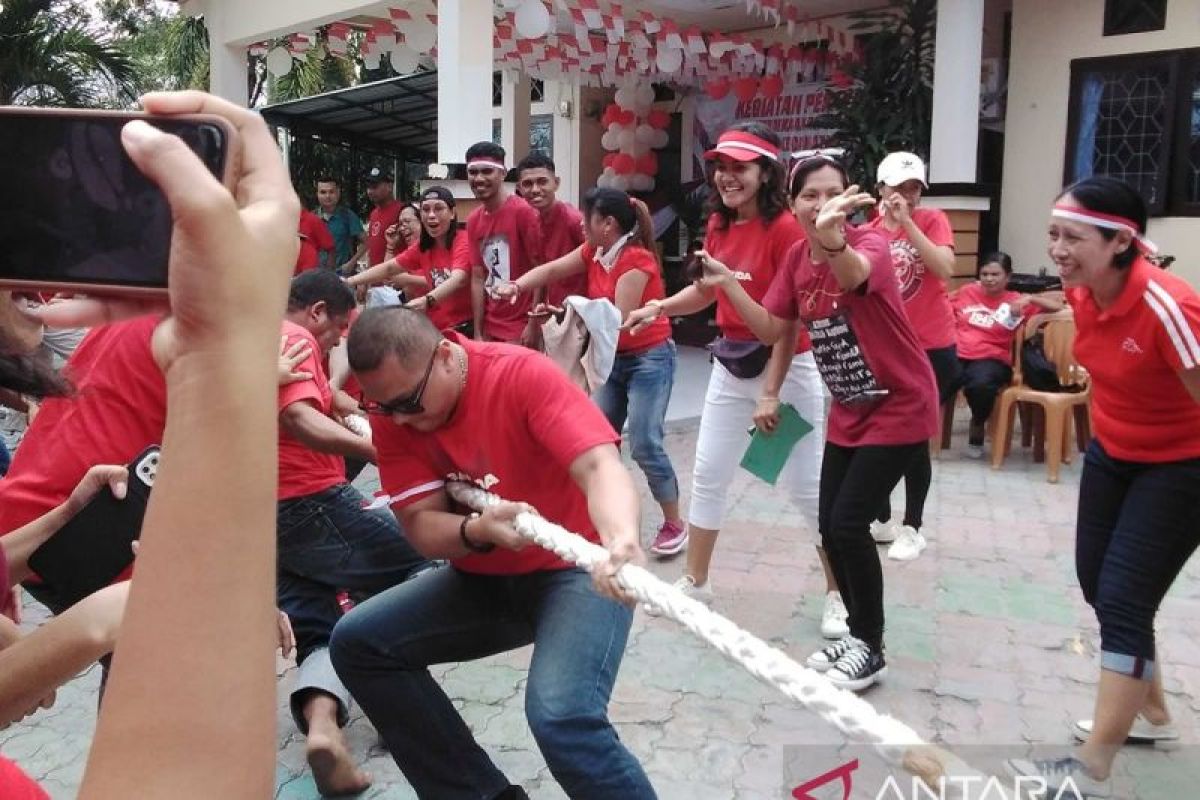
[870,520,897,544]
[820,593,849,640]
[827,664,887,692]
[887,526,926,561]
[1073,715,1179,743]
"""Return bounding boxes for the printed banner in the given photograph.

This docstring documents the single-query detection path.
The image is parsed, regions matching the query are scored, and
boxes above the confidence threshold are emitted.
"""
[693,80,835,171]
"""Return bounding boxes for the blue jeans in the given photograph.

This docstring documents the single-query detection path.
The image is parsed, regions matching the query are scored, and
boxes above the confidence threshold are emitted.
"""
[277,483,430,729]
[0,439,9,476]
[330,566,656,800]
[1075,440,1200,681]
[592,341,678,505]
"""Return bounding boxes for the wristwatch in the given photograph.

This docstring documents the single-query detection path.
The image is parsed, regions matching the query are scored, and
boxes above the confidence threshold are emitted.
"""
[459,512,494,553]
[425,292,440,309]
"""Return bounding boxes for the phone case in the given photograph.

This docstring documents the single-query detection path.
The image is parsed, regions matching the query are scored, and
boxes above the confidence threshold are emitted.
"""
[0,107,238,297]
[27,446,159,607]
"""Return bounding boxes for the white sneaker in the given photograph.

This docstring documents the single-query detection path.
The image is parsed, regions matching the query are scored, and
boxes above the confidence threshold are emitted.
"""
[1073,714,1179,743]
[820,592,849,639]
[870,520,897,544]
[887,525,926,561]
[1005,757,1111,798]
[965,443,984,459]
[643,574,713,617]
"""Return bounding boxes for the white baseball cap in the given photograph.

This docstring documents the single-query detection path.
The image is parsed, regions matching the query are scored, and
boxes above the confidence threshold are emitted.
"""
[876,152,927,187]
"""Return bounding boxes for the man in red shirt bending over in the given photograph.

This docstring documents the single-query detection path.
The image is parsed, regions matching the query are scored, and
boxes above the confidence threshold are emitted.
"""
[275,271,430,796]
[330,307,655,800]
[515,152,585,310]
[463,142,544,347]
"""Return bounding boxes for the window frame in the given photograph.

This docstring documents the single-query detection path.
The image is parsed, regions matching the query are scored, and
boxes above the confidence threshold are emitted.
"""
[1063,48,1198,217]
[1103,0,1168,37]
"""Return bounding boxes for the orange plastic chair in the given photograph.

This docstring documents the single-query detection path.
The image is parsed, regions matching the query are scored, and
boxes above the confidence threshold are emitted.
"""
[991,310,1091,482]
[940,328,1026,453]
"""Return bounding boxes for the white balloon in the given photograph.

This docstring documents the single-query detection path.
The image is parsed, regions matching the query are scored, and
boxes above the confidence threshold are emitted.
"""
[606,122,623,137]
[389,44,420,74]
[500,0,523,7]
[265,46,293,77]
[514,0,551,40]
[612,175,631,192]
[656,47,683,74]
[614,86,635,107]
[405,16,437,52]
[600,131,617,150]
[652,129,670,148]
[636,84,656,106]
[617,129,636,151]
[596,173,612,189]
[629,140,650,157]
[635,124,656,144]
[631,174,655,192]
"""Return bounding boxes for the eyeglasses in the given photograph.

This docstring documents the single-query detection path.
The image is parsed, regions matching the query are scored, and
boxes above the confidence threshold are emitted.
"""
[360,346,438,417]
[788,148,846,183]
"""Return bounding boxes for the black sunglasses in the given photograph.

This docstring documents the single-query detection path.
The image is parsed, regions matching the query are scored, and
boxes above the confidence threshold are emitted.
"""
[360,346,438,417]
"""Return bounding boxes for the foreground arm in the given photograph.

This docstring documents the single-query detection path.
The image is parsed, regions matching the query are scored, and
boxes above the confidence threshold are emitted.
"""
[76,90,298,800]
[569,443,644,603]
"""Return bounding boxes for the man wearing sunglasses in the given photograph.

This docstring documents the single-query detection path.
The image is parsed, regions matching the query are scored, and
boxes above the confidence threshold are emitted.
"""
[275,270,430,797]
[331,306,655,800]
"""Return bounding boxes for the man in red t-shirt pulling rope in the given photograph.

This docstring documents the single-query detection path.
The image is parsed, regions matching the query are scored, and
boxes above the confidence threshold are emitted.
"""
[331,307,655,800]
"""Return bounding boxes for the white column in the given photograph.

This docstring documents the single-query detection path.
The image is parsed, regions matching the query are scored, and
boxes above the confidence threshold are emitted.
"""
[928,0,984,184]
[188,0,247,104]
[437,0,495,164]
[501,71,532,163]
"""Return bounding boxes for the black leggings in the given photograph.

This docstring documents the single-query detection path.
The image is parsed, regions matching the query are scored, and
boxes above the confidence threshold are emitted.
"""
[877,345,961,529]
[820,441,926,650]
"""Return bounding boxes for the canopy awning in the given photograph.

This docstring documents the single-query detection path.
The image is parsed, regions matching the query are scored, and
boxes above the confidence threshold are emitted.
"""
[261,71,438,160]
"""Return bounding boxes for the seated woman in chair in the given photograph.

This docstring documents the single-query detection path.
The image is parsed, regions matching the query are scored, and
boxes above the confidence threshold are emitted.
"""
[951,252,1062,458]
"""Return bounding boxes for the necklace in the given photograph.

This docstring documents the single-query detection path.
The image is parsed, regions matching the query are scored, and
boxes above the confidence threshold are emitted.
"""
[456,344,469,390]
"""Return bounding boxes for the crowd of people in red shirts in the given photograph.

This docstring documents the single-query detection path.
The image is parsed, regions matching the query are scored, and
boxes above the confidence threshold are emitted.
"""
[0,90,1198,800]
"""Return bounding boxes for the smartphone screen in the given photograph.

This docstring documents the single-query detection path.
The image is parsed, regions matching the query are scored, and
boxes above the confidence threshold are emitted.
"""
[0,111,229,291]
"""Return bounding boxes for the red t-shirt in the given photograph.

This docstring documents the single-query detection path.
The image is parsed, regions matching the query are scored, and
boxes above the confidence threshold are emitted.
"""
[367,199,404,266]
[582,243,671,353]
[1068,257,1200,463]
[705,212,812,352]
[0,757,49,800]
[277,321,346,500]
[0,317,166,541]
[394,230,473,331]
[541,201,587,307]
[296,209,335,273]
[370,334,618,575]
[867,207,956,350]
[763,226,938,447]
[466,195,544,341]
[952,283,1035,365]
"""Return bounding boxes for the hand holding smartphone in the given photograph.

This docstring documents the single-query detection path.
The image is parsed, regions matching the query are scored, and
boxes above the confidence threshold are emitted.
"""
[0,108,236,297]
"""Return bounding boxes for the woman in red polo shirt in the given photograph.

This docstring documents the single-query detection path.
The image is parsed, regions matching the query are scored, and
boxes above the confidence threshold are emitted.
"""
[348,186,473,334]
[1006,177,1200,796]
[623,124,838,639]
[499,188,682,542]
[951,252,1062,458]
[693,152,938,691]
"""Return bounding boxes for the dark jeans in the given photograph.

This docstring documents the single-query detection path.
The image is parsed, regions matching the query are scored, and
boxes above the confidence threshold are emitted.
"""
[330,566,655,800]
[277,483,430,728]
[1075,440,1200,681]
[959,358,1013,435]
[0,438,9,476]
[877,345,960,529]
[820,441,925,650]
[592,341,679,505]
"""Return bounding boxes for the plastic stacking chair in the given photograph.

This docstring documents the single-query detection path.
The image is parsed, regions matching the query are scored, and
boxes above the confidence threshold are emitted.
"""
[940,331,1025,454]
[991,311,1091,483]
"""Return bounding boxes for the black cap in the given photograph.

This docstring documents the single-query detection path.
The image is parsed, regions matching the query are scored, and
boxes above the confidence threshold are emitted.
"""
[419,185,456,206]
[364,166,392,185]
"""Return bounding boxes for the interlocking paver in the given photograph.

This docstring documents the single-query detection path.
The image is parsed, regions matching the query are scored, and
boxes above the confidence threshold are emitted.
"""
[3,412,1199,798]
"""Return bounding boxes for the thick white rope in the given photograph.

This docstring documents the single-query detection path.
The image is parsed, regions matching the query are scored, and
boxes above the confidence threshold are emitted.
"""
[447,481,1009,797]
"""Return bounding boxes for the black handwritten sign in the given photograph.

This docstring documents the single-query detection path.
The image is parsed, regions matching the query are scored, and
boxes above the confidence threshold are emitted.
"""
[807,314,886,405]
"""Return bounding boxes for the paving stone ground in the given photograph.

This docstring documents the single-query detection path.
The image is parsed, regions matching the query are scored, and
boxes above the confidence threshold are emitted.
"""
[4,415,1198,799]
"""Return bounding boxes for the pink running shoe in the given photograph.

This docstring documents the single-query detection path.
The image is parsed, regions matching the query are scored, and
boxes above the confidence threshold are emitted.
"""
[650,520,688,557]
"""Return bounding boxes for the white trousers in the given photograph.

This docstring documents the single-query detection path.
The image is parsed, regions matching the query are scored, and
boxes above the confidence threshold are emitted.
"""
[688,352,826,542]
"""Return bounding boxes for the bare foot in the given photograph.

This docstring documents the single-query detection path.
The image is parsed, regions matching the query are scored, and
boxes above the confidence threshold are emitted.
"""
[306,729,372,797]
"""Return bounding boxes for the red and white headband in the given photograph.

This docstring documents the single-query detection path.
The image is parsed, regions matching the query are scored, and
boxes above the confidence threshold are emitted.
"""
[1052,204,1158,255]
[467,158,507,172]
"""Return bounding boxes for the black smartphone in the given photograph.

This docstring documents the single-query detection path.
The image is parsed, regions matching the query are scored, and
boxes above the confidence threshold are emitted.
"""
[0,108,235,296]
[27,446,159,607]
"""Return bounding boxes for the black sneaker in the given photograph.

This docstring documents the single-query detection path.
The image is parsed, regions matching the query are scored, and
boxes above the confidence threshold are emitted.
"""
[805,636,863,673]
[492,786,531,800]
[825,641,887,691]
